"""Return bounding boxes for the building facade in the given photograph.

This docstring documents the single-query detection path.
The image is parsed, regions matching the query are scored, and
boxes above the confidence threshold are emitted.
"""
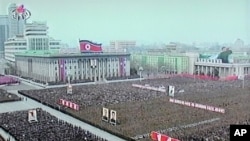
[15,51,130,83]
[131,53,190,74]
[110,40,136,49]
[4,21,61,62]
[0,15,9,58]
[194,58,250,77]
[4,35,26,62]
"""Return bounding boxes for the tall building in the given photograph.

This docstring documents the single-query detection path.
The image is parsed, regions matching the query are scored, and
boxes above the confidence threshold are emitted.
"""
[4,21,61,62]
[106,40,136,52]
[24,21,49,50]
[0,15,9,58]
[4,35,26,62]
[8,3,26,38]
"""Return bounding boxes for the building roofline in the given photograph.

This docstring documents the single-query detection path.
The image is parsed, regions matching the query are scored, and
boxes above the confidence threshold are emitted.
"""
[15,52,130,58]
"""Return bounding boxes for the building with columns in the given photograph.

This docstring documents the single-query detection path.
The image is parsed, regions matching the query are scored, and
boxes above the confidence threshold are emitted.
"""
[15,51,130,83]
[194,58,250,78]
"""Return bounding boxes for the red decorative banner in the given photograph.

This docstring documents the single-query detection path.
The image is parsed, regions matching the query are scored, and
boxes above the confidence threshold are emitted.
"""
[150,131,180,141]
[59,99,80,111]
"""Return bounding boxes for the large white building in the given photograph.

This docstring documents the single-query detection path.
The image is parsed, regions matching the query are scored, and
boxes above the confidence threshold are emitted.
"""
[4,21,62,62]
[15,51,130,83]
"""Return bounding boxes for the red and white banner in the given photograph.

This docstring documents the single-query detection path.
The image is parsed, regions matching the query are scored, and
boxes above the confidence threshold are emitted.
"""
[151,131,180,141]
[169,98,225,114]
[132,84,166,92]
[59,99,80,111]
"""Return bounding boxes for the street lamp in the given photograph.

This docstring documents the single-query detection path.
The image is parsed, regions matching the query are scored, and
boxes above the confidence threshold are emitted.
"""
[66,71,72,94]
[160,66,167,74]
[139,66,143,82]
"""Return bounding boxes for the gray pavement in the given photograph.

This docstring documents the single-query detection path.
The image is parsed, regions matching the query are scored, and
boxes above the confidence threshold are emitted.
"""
[0,82,126,141]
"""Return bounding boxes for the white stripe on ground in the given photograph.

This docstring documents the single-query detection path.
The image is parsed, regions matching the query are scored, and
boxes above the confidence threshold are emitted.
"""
[132,117,220,140]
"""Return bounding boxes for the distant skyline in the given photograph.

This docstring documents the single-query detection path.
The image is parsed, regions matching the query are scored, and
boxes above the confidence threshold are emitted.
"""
[0,0,249,46]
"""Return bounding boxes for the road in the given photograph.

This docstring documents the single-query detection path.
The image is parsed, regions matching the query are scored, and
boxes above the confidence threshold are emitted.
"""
[0,82,127,141]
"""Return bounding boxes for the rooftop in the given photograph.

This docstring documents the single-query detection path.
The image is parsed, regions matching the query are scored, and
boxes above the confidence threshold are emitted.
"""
[15,50,130,58]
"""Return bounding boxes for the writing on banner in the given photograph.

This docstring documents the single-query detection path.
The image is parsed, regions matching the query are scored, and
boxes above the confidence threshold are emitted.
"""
[59,99,80,111]
[169,98,225,114]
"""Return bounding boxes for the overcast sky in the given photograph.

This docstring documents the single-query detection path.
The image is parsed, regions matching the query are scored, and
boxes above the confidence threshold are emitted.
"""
[0,0,249,46]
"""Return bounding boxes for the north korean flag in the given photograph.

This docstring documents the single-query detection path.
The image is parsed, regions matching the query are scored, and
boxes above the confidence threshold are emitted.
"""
[79,40,103,52]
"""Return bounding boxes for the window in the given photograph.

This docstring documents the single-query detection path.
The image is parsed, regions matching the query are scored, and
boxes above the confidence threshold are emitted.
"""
[55,67,57,70]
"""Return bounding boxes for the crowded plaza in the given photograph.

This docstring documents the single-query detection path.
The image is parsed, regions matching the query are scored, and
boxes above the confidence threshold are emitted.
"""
[17,75,250,140]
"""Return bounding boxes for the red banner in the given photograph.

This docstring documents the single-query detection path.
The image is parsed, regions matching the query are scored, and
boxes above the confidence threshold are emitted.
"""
[150,131,180,141]
[59,99,80,111]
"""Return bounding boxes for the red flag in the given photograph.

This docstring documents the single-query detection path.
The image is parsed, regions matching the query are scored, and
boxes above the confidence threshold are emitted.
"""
[79,40,102,52]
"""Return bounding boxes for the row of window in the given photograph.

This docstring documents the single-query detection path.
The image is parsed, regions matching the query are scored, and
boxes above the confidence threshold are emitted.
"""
[52,58,127,64]
[55,69,126,77]
[5,43,26,46]
[55,63,126,70]
[50,42,60,45]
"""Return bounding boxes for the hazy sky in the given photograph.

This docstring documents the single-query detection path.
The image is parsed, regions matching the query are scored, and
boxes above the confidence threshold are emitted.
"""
[0,0,249,46]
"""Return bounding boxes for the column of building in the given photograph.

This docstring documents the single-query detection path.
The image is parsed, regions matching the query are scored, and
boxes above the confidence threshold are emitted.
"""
[32,59,37,80]
[125,57,130,76]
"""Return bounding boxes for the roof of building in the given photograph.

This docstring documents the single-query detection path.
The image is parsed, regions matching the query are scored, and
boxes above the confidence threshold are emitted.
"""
[15,50,130,58]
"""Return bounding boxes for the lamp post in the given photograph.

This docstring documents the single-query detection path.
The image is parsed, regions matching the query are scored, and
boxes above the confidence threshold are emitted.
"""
[139,66,143,82]
[67,71,72,94]
[160,66,167,74]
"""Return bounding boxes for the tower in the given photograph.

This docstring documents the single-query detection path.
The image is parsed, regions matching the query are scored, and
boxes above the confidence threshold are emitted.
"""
[8,3,26,38]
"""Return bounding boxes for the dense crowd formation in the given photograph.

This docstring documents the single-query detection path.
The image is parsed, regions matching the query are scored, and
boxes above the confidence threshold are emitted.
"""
[19,76,250,140]
[0,89,21,103]
[0,109,107,141]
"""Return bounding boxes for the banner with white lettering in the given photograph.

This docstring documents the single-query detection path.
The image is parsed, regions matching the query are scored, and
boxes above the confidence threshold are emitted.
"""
[169,98,225,113]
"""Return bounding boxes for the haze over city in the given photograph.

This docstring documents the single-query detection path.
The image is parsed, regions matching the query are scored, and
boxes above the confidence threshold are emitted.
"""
[0,0,249,46]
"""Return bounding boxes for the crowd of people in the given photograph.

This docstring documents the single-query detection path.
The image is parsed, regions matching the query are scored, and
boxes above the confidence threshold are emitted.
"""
[0,108,107,141]
[18,75,250,140]
[0,89,21,103]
